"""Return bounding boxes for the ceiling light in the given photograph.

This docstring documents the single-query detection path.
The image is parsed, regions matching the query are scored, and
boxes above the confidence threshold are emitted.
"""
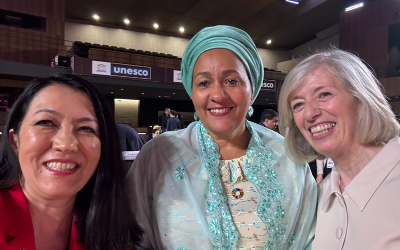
[158,96,161,97]
[92,14,100,20]
[111,91,113,94]
[121,88,124,90]
[142,92,144,94]
[124,18,130,25]
[179,27,185,33]
[173,93,175,94]
[153,23,159,29]
[266,39,272,45]
[286,0,299,4]
[345,2,363,12]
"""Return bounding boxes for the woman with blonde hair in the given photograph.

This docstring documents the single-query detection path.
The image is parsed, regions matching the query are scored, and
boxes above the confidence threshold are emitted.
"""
[279,48,400,249]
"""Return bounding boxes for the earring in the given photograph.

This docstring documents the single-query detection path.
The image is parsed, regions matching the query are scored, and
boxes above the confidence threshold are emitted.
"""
[248,106,254,117]
[194,112,198,120]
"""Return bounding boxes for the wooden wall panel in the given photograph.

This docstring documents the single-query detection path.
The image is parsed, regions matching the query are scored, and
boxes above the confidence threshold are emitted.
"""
[340,0,400,75]
[0,0,65,65]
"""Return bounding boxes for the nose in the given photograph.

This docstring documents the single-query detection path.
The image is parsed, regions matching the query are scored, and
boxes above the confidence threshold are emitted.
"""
[303,101,321,122]
[53,126,78,153]
[209,82,227,103]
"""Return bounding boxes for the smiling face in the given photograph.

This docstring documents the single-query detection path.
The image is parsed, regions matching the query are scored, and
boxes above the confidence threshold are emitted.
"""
[191,49,253,137]
[10,84,101,201]
[290,67,359,158]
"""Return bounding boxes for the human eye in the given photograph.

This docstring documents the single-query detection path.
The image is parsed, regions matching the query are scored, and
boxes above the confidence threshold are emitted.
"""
[35,120,55,127]
[291,102,304,112]
[226,78,240,85]
[320,92,331,98]
[78,126,96,134]
[197,80,210,88]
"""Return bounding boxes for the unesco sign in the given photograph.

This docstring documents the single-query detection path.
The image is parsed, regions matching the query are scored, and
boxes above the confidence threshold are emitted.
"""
[261,80,276,91]
[92,61,151,80]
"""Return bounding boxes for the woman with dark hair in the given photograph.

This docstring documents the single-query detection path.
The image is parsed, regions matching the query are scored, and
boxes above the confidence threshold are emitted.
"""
[0,74,142,249]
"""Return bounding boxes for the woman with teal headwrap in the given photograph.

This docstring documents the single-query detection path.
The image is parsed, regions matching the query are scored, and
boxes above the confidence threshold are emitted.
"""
[129,25,316,250]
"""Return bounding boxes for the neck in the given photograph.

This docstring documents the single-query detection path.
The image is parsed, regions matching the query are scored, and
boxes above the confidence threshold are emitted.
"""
[330,143,384,191]
[23,187,76,250]
[208,122,251,160]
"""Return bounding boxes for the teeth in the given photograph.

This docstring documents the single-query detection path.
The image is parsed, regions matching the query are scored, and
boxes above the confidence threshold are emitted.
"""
[210,108,231,113]
[310,123,336,136]
[46,162,78,171]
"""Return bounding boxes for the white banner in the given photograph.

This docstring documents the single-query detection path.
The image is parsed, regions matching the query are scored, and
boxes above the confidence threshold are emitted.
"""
[122,151,140,160]
[173,70,182,82]
[92,61,111,75]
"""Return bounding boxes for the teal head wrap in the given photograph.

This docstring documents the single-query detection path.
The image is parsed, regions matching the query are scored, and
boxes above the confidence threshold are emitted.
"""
[181,25,264,102]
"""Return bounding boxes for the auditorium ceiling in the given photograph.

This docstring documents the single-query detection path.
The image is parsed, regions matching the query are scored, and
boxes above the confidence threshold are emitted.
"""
[66,0,376,51]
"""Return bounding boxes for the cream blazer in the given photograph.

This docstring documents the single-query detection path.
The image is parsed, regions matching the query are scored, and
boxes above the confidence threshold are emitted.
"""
[312,137,400,250]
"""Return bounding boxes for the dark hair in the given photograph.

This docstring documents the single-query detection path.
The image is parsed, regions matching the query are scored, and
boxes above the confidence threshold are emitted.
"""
[170,110,177,116]
[152,128,159,134]
[165,107,170,111]
[0,74,142,249]
[260,109,278,123]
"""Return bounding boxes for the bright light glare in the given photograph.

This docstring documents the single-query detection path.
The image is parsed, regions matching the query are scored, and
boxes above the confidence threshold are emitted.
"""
[345,2,364,12]
[124,18,130,24]
[92,14,100,20]
[286,0,299,4]
[266,39,272,45]
[153,23,159,29]
[179,27,185,33]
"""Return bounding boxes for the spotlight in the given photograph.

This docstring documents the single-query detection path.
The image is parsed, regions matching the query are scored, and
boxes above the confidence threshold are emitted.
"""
[286,0,299,4]
[124,18,130,25]
[92,14,100,20]
[179,27,185,33]
[345,2,364,12]
[153,23,159,29]
[266,39,272,45]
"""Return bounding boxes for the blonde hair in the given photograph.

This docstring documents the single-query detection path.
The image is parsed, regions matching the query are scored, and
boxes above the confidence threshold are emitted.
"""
[278,48,400,164]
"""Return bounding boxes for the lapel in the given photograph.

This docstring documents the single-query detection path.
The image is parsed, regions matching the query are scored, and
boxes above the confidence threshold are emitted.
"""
[1,185,85,250]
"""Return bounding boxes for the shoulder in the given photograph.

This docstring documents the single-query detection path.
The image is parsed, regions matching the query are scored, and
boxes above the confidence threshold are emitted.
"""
[137,123,199,162]
[248,121,285,153]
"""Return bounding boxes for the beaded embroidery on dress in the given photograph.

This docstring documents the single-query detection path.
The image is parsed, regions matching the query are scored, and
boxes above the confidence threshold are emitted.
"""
[197,120,290,249]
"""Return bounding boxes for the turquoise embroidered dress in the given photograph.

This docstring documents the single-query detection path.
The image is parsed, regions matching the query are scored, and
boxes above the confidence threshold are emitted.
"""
[129,121,316,250]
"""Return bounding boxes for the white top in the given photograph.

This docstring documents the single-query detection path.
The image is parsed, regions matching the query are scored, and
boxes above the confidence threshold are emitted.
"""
[220,156,269,249]
[312,137,400,250]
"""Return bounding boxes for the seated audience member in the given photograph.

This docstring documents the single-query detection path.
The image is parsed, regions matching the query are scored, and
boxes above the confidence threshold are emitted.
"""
[279,48,400,249]
[129,25,316,250]
[166,110,181,131]
[258,109,279,131]
[116,124,145,151]
[146,129,160,143]
[0,75,142,249]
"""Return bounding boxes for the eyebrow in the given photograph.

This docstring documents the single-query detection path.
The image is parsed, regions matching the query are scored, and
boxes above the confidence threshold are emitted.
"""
[221,69,240,76]
[193,71,211,79]
[34,108,61,117]
[34,108,98,123]
[193,69,242,79]
[290,85,326,102]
